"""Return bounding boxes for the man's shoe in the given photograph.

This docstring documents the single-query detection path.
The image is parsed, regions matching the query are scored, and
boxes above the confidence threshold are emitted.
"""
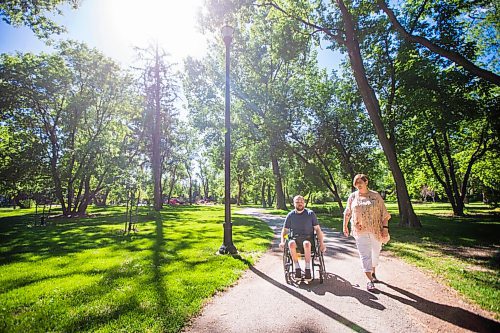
[295,268,302,279]
[372,273,379,283]
[367,281,376,291]
[304,269,312,281]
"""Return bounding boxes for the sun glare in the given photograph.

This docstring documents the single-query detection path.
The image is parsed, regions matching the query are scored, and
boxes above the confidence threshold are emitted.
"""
[103,0,207,61]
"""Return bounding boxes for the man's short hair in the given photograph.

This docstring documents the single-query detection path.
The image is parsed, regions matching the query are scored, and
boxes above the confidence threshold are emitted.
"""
[293,195,305,203]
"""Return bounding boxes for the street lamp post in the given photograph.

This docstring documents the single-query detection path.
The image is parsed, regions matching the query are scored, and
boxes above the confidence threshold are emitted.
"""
[219,25,237,255]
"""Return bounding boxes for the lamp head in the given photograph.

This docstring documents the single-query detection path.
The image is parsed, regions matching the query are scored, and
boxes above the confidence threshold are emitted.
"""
[221,25,234,45]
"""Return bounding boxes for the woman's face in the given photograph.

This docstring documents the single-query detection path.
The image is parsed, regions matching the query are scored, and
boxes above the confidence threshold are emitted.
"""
[354,178,368,191]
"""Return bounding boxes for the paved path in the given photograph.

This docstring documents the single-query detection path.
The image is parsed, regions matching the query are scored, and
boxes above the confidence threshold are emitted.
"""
[184,208,499,333]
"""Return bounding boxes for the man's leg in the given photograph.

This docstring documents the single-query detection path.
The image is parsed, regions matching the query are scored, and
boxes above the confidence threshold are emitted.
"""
[303,240,312,280]
[288,240,302,278]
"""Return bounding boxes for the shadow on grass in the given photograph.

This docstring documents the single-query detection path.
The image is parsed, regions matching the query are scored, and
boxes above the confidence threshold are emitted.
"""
[0,212,153,266]
[0,205,277,332]
[150,211,170,329]
[386,212,500,270]
[379,282,500,332]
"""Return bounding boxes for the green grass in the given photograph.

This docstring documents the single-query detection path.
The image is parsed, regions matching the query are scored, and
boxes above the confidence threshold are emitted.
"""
[287,201,499,317]
[0,205,274,332]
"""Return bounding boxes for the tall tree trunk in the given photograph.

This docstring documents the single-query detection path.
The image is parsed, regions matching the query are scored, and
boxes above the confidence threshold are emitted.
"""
[152,46,163,211]
[166,165,178,204]
[237,178,243,206]
[185,162,193,204]
[49,138,67,216]
[261,181,267,208]
[271,151,287,210]
[315,152,344,212]
[267,183,273,208]
[337,0,421,227]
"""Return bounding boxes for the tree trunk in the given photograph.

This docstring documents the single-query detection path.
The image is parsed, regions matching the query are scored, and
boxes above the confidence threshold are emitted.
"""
[271,152,287,210]
[315,152,344,212]
[237,179,243,206]
[185,162,193,204]
[166,165,178,204]
[152,46,163,211]
[49,139,68,216]
[267,183,273,208]
[261,181,267,208]
[337,0,421,227]
[76,176,92,216]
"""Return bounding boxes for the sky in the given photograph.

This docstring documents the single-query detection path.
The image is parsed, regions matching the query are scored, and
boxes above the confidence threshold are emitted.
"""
[0,0,342,71]
[0,0,209,67]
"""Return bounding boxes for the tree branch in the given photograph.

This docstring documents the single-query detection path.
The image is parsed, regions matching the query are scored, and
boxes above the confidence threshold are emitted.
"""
[378,0,500,85]
[260,1,345,45]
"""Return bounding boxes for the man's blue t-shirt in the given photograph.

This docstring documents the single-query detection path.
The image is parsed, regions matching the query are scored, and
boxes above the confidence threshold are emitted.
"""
[284,209,318,236]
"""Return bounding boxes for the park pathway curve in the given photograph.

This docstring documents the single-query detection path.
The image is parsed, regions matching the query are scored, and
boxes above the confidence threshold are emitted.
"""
[184,208,499,333]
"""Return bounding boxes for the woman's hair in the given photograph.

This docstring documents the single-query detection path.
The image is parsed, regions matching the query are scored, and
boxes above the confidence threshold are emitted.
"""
[352,174,369,186]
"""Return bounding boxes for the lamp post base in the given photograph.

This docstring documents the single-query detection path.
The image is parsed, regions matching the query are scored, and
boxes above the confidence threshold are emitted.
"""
[218,243,238,255]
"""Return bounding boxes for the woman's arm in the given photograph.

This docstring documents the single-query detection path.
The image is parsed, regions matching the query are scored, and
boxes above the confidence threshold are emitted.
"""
[343,193,353,236]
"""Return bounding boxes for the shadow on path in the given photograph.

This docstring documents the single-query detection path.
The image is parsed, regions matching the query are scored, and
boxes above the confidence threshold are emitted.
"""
[248,265,373,333]
[379,282,500,333]
[297,272,385,311]
[232,253,373,333]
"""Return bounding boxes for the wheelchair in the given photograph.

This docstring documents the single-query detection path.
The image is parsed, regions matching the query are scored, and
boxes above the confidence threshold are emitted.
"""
[283,232,326,284]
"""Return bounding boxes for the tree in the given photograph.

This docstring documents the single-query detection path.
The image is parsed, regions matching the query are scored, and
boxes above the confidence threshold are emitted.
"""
[0,41,133,216]
[0,0,80,39]
[0,124,46,207]
[257,0,421,226]
[134,45,179,211]
[396,44,498,215]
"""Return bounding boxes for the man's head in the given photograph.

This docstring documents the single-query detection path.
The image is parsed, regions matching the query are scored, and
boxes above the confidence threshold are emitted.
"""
[293,195,305,213]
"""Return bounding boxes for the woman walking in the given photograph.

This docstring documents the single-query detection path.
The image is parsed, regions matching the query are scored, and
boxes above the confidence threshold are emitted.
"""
[343,174,391,291]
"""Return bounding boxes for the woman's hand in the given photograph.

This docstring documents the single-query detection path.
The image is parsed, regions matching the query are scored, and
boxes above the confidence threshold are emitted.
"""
[343,226,349,237]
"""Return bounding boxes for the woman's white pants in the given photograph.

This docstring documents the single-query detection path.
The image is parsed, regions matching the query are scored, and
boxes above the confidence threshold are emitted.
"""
[354,233,382,272]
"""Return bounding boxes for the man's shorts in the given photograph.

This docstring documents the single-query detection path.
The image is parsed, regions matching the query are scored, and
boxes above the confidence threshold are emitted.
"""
[290,234,315,254]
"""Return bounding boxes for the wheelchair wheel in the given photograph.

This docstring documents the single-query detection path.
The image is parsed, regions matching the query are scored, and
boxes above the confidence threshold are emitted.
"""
[282,241,294,284]
[313,235,326,284]
[317,249,326,283]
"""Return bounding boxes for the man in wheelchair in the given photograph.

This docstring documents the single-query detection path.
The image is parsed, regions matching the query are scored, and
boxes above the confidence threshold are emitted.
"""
[279,195,326,281]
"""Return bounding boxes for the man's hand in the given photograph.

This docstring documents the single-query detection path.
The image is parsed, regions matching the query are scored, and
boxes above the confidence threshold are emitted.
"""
[343,226,349,237]
[320,242,326,253]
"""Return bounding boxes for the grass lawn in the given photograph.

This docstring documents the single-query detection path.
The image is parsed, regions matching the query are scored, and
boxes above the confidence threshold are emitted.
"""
[306,201,500,318]
[0,205,274,332]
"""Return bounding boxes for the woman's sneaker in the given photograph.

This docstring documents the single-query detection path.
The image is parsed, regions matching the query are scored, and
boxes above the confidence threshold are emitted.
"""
[367,281,376,291]
[295,268,302,279]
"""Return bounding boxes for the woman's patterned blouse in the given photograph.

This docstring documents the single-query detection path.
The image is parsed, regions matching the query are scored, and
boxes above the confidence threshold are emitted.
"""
[344,190,391,242]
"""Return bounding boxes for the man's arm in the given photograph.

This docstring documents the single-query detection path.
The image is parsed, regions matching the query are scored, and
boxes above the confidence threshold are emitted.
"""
[314,225,326,252]
[279,227,289,250]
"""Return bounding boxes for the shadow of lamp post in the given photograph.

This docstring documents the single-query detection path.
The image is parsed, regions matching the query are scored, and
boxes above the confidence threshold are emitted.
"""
[219,24,237,255]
